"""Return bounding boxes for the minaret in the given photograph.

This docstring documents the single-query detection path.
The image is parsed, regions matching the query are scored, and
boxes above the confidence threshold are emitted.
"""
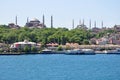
[51,15,53,28]
[94,21,96,28]
[79,19,81,25]
[72,19,74,29]
[27,17,29,23]
[89,19,91,29]
[101,21,103,28]
[43,15,45,27]
[83,19,84,25]
[15,16,17,25]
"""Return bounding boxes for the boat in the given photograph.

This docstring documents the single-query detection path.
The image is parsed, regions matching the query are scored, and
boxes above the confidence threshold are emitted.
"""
[104,50,115,54]
[81,49,95,55]
[104,48,120,54]
[115,48,120,54]
[41,48,53,54]
[65,49,83,55]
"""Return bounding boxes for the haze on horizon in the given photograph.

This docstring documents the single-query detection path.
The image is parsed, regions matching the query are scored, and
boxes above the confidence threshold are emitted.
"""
[0,0,120,29]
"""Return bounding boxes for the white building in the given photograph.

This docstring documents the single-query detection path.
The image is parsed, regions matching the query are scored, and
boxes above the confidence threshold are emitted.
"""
[10,40,36,49]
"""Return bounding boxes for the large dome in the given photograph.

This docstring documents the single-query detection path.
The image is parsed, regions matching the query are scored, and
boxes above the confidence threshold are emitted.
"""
[30,18,40,22]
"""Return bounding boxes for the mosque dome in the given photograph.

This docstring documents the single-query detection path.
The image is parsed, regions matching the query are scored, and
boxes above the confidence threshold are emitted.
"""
[30,18,40,22]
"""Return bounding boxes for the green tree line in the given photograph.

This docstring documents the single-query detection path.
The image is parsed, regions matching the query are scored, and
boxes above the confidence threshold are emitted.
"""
[0,25,115,45]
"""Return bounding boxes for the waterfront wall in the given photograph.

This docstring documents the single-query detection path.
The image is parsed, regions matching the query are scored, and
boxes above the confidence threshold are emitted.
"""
[78,44,120,49]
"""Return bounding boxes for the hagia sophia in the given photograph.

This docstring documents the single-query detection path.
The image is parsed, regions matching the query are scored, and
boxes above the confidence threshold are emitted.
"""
[25,18,46,28]
[8,15,53,29]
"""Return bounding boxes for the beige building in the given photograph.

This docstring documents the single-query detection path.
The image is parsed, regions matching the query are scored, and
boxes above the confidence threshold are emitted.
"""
[94,37,109,45]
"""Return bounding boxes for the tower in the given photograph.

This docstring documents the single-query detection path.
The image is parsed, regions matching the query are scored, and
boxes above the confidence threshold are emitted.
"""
[51,15,53,28]
[27,17,29,23]
[72,19,74,29]
[94,21,96,28]
[15,16,17,25]
[101,21,103,28]
[83,19,84,25]
[79,19,81,25]
[43,15,45,27]
[89,19,91,29]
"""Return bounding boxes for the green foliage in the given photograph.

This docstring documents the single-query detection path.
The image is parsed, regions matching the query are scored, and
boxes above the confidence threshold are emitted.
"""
[31,46,37,52]
[0,25,115,45]
[57,46,63,51]
[0,48,3,52]
[83,40,90,45]
[23,45,31,52]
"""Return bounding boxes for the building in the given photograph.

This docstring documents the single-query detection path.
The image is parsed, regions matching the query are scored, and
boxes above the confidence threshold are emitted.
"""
[66,43,79,49]
[113,25,120,32]
[46,43,59,47]
[76,24,88,30]
[25,18,46,28]
[109,38,120,45]
[90,38,97,44]
[96,37,109,45]
[8,23,20,29]
[10,40,36,49]
[109,34,120,44]
[8,16,20,29]
[92,27,101,33]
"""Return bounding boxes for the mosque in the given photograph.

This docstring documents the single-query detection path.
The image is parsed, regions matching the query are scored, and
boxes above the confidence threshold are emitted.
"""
[25,18,46,28]
[76,19,88,30]
[8,16,20,29]
[8,15,54,29]
[25,15,53,28]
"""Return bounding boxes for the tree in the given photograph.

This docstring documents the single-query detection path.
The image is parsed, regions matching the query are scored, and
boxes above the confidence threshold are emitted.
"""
[83,40,90,45]
[31,46,37,52]
[0,25,111,46]
[57,46,63,51]
[23,45,31,52]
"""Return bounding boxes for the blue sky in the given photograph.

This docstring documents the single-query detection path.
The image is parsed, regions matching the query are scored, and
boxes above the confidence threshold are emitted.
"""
[0,0,120,29]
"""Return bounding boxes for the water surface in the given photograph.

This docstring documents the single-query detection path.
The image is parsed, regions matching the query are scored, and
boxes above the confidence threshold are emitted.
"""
[0,54,120,80]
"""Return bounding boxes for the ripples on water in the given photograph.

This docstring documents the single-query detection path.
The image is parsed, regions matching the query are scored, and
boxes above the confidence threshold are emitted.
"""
[0,54,120,80]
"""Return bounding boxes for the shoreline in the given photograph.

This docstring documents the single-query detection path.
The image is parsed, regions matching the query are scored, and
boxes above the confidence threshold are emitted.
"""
[1,46,120,55]
[0,52,41,55]
[0,51,109,55]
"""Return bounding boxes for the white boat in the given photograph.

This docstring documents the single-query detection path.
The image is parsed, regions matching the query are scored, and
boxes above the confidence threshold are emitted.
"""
[104,48,120,54]
[104,50,115,54]
[41,48,53,54]
[81,49,95,55]
[66,49,83,55]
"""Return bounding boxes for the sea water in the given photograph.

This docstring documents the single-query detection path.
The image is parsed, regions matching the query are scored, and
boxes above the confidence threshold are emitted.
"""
[0,54,120,80]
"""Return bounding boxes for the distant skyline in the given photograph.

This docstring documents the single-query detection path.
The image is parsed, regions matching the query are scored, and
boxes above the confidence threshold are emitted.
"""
[0,0,120,29]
